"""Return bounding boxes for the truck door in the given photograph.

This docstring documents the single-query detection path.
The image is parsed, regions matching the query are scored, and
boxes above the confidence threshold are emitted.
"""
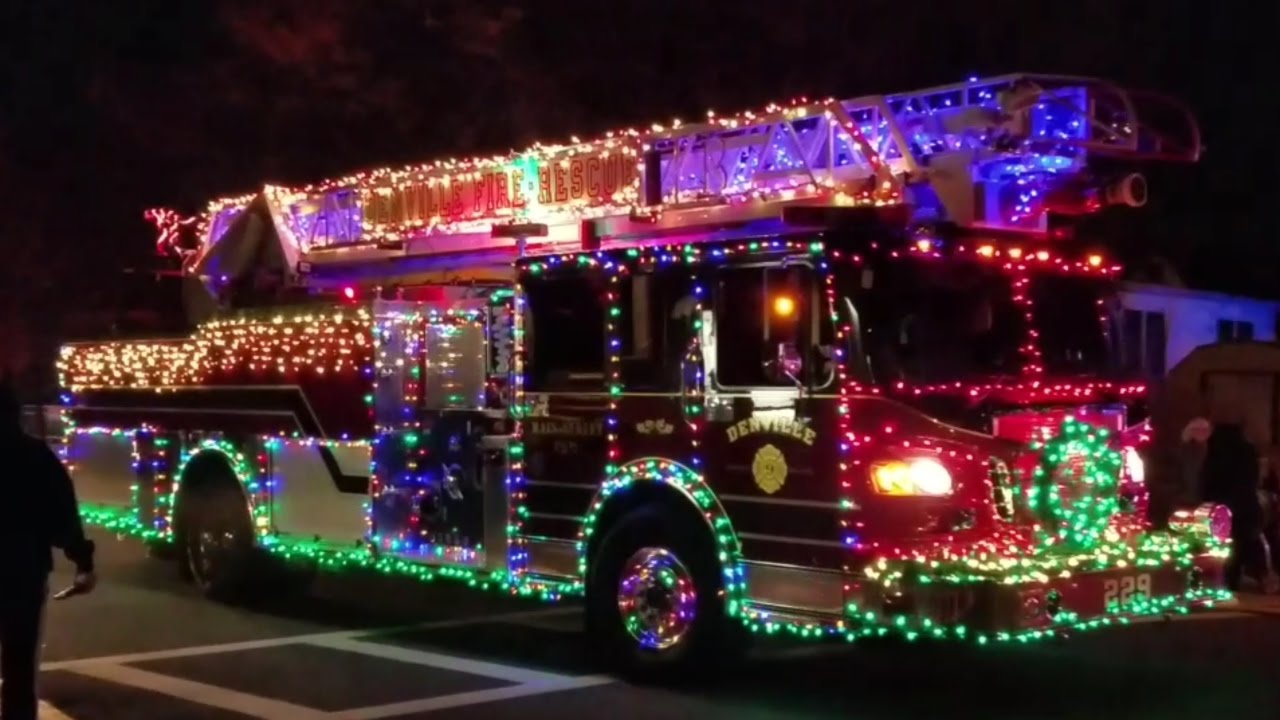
[700,259,843,568]
[516,271,610,575]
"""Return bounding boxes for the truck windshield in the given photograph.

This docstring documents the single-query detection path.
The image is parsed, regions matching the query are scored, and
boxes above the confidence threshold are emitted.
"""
[835,260,1118,386]
[841,260,1024,385]
[1029,273,1117,376]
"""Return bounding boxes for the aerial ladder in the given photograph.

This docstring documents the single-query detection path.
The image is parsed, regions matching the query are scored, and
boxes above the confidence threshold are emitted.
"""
[147,73,1201,317]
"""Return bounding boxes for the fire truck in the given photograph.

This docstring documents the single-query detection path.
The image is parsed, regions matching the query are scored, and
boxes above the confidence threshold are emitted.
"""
[56,74,1232,674]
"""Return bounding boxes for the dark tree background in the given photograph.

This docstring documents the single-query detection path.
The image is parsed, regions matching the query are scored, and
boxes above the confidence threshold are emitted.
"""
[0,0,1273,393]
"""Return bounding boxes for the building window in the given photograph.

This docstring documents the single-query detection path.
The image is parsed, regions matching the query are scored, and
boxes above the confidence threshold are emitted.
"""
[1122,309,1166,376]
[1144,311,1166,376]
[1218,319,1254,343]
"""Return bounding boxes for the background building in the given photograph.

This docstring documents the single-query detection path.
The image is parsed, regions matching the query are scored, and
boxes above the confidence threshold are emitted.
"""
[1117,259,1280,379]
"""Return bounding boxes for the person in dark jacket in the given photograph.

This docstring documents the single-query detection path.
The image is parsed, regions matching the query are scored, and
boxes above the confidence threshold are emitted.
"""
[1259,453,1280,591]
[1200,422,1262,591]
[0,377,96,720]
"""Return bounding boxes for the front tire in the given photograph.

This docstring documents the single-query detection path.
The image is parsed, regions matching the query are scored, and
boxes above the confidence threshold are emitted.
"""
[585,506,739,678]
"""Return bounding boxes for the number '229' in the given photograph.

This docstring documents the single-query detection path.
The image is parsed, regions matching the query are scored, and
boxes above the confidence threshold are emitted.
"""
[1103,574,1151,608]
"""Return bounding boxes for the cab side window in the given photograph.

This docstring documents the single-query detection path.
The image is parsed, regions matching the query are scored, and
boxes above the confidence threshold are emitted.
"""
[617,270,696,391]
[522,274,605,390]
[712,264,815,387]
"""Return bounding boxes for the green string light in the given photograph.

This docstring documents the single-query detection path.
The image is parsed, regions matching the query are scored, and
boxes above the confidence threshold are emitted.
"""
[1027,416,1123,552]
[65,243,1228,650]
[576,459,747,617]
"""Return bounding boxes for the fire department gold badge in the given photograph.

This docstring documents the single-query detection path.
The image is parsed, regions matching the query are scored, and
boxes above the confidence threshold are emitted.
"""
[752,444,787,494]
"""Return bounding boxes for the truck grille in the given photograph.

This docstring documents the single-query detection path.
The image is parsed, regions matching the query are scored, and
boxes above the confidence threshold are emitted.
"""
[989,458,1015,521]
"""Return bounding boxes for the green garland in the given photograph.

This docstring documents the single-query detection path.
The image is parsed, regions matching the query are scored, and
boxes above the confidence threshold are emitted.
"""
[1027,416,1123,551]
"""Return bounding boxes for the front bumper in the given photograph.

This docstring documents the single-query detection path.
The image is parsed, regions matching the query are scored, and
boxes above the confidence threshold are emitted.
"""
[874,553,1228,636]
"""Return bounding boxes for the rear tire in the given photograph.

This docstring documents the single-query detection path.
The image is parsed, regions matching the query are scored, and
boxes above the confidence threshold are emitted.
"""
[584,506,742,679]
[182,481,259,602]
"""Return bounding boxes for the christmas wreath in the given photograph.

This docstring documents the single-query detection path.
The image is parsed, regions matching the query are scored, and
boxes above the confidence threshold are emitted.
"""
[1026,417,1123,551]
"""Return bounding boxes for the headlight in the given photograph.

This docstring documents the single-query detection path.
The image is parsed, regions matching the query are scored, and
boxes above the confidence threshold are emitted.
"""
[1123,446,1145,484]
[871,458,953,496]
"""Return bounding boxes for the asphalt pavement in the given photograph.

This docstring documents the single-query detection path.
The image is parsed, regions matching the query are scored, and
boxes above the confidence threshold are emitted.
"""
[13,530,1280,720]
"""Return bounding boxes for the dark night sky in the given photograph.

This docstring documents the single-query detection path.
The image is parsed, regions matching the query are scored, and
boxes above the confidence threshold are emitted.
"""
[0,0,1274,377]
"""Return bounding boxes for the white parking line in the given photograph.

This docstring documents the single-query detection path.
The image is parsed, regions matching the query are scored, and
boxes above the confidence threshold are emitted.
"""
[38,601,1265,719]
[328,675,615,720]
[70,664,329,720]
[304,636,573,685]
[39,605,610,718]
[40,606,578,672]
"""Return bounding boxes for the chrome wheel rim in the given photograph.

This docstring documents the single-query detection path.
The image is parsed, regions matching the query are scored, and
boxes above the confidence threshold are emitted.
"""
[617,547,697,650]
[190,525,241,584]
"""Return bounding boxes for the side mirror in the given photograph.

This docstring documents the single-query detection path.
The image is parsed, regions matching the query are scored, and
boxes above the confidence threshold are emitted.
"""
[778,342,802,376]
[765,342,803,385]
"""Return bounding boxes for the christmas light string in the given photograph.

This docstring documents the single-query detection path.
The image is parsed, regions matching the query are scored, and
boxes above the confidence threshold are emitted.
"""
[169,437,273,540]
[64,238,1228,645]
[58,308,375,393]
[506,277,532,581]
[829,238,1143,404]
[173,75,1122,260]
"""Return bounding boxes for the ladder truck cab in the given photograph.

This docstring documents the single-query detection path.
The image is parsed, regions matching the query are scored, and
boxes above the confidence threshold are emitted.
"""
[57,74,1230,674]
